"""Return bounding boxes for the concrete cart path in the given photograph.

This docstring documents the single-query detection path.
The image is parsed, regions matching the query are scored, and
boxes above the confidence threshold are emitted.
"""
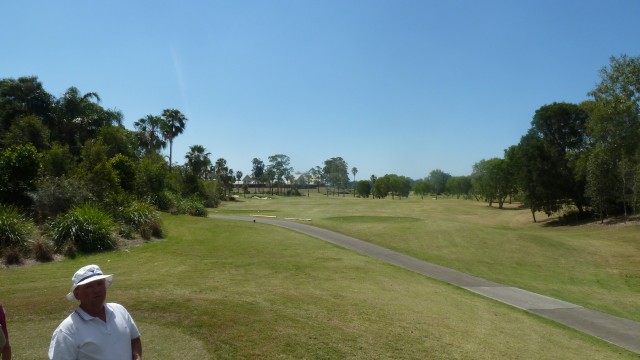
[209,215,640,354]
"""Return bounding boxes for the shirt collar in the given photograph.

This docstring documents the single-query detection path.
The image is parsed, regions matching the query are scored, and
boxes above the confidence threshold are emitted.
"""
[75,303,111,321]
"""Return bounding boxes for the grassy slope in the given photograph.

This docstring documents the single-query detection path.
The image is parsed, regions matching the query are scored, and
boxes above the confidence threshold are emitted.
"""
[214,193,640,322]
[0,195,636,358]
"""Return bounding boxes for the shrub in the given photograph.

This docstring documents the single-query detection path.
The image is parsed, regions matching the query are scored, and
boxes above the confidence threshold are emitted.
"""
[31,238,54,262]
[63,242,77,259]
[120,200,163,238]
[176,197,208,217]
[150,221,164,238]
[0,205,34,252]
[32,176,92,223]
[50,204,117,254]
[3,248,23,266]
[122,201,160,229]
[156,191,207,217]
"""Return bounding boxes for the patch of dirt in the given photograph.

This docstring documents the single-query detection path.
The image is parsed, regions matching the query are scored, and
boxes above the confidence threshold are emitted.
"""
[587,215,640,227]
[0,237,163,270]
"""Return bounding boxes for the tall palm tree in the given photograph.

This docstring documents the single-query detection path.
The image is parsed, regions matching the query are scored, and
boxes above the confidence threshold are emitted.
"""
[351,167,358,197]
[185,144,211,179]
[160,109,188,169]
[134,115,166,155]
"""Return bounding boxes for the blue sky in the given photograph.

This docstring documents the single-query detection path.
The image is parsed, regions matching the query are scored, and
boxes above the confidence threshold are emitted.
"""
[2,1,638,179]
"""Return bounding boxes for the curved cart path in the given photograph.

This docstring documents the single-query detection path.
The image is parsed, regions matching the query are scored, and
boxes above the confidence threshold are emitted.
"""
[209,215,640,354]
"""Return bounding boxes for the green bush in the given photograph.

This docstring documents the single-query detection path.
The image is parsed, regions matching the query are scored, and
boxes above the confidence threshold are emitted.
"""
[0,144,41,208]
[32,176,92,223]
[120,200,163,238]
[50,204,117,254]
[176,196,208,217]
[0,205,34,252]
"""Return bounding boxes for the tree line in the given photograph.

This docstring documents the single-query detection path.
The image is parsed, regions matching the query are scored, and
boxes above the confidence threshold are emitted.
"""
[441,55,640,222]
[1,53,637,239]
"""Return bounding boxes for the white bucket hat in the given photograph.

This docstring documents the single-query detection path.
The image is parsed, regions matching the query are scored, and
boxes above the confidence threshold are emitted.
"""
[66,264,113,301]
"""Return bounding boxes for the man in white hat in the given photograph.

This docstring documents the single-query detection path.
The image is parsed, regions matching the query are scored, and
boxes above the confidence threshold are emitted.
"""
[49,264,142,360]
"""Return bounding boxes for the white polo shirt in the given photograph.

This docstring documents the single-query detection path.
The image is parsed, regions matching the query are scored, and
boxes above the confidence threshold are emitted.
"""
[49,303,141,360]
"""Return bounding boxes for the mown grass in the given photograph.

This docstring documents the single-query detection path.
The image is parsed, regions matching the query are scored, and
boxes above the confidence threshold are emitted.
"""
[1,194,637,358]
[212,192,640,323]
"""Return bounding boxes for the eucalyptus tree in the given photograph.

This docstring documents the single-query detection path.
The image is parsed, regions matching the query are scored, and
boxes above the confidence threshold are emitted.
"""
[508,132,564,222]
[587,54,640,215]
[265,167,276,195]
[586,143,619,223]
[161,109,188,169]
[445,176,472,199]
[134,115,166,156]
[235,171,243,194]
[251,158,265,193]
[427,169,451,199]
[531,102,590,213]
[296,172,311,196]
[268,154,293,195]
[309,166,324,193]
[471,158,513,208]
[323,157,348,196]
[413,179,431,199]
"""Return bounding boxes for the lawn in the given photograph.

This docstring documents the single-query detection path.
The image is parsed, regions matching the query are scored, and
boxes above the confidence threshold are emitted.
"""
[213,192,640,322]
[1,193,637,358]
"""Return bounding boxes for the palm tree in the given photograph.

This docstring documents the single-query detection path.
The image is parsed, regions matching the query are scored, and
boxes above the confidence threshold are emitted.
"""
[55,87,120,153]
[160,109,188,169]
[185,145,211,179]
[351,167,358,197]
[134,115,166,155]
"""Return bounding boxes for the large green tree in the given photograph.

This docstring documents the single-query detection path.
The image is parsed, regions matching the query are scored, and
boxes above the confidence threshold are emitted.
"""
[251,158,265,193]
[0,76,54,136]
[471,158,514,208]
[427,169,451,199]
[445,176,472,199]
[508,132,564,222]
[413,179,431,199]
[268,154,293,195]
[586,55,640,216]
[531,102,590,213]
[323,157,349,196]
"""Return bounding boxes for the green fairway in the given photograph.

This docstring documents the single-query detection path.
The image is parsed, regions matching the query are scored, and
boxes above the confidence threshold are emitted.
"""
[1,195,638,358]
[214,193,640,323]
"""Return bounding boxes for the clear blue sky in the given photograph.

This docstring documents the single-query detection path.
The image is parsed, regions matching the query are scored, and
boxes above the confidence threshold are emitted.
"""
[2,1,638,179]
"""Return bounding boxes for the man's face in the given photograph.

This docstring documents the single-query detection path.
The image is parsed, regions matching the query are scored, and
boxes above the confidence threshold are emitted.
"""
[74,279,107,307]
